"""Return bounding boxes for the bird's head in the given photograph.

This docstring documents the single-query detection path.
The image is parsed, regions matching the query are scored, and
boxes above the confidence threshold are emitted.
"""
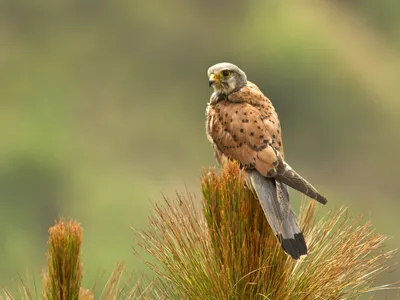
[207,62,247,95]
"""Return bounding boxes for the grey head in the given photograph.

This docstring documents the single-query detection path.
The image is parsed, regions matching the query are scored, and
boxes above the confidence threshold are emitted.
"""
[208,62,247,95]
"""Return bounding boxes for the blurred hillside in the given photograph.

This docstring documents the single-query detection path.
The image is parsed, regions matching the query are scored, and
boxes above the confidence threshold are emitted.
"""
[0,0,399,297]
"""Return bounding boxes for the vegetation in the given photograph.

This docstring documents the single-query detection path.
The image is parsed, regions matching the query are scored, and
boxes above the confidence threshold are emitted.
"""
[134,162,398,299]
[135,164,395,299]
[3,162,397,299]
[1,220,156,300]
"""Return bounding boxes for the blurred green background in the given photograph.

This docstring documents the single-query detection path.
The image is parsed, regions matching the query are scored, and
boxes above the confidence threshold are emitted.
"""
[1,0,399,297]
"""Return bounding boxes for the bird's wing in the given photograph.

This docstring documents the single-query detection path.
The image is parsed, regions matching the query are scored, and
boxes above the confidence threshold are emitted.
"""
[229,82,284,155]
[212,84,328,204]
[274,162,328,204]
[207,85,284,176]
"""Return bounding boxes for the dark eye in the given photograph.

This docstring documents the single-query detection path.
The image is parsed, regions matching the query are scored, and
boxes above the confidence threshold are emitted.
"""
[220,70,231,78]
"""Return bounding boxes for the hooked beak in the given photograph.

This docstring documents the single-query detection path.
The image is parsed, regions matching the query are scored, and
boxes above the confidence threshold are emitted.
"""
[208,74,220,87]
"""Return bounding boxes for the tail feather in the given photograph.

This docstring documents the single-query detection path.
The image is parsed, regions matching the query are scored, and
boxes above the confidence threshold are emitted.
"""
[246,170,307,259]
[279,232,307,259]
[274,162,328,205]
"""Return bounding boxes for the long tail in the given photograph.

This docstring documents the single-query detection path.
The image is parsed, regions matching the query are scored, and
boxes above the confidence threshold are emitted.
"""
[246,170,307,260]
[274,162,328,205]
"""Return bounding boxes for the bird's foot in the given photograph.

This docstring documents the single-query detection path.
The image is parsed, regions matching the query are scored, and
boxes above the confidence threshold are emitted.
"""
[266,168,277,177]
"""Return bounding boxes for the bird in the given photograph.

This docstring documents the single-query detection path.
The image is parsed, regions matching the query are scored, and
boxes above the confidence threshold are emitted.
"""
[205,62,327,259]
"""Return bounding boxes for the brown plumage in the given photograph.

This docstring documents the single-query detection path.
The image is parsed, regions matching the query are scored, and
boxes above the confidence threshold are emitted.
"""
[207,81,284,177]
[205,62,327,259]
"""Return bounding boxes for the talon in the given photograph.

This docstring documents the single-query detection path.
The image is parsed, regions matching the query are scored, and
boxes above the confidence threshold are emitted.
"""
[266,169,277,177]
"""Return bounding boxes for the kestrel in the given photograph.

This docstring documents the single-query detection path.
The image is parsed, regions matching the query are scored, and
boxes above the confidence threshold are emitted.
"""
[205,62,327,259]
